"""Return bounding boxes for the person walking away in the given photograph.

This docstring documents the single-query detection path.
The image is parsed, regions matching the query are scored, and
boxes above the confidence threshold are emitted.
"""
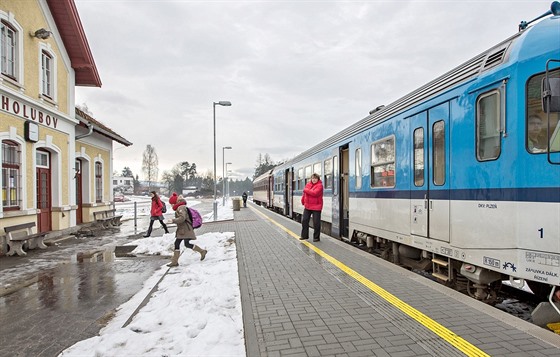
[299,173,324,242]
[143,191,169,237]
[165,192,207,267]
[242,192,248,207]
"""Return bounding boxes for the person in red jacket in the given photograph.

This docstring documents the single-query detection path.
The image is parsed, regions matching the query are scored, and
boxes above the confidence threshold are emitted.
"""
[299,173,324,242]
[143,191,169,237]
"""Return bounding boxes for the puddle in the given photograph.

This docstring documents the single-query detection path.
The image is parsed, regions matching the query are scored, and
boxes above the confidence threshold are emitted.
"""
[0,254,167,356]
[70,245,138,263]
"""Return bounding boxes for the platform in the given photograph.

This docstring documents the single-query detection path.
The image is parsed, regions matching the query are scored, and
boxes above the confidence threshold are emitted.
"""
[236,204,560,357]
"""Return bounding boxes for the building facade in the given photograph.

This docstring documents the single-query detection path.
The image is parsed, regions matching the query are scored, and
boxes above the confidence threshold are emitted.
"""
[1,0,130,253]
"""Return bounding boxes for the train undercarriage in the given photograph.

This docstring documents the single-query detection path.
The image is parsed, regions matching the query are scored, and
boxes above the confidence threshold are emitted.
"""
[349,229,560,326]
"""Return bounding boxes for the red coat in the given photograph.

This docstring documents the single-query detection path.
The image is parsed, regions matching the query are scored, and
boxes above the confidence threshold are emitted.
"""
[301,179,324,211]
[150,197,164,217]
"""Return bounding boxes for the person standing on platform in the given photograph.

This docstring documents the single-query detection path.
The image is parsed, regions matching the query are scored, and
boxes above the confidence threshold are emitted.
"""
[165,193,207,267]
[143,191,169,237]
[242,192,248,207]
[299,173,324,242]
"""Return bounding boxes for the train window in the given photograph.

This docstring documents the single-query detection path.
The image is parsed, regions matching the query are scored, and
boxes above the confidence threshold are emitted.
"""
[413,128,424,186]
[526,69,560,153]
[476,90,501,161]
[313,162,321,178]
[324,158,332,189]
[333,156,338,195]
[355,148,362,189]
[370,136,395,188]
[298,168,303,189]
[305,165,312,184]
[432,121,446,185]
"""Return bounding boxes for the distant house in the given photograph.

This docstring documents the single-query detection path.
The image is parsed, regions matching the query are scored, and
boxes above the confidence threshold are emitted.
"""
[112,175,134,194]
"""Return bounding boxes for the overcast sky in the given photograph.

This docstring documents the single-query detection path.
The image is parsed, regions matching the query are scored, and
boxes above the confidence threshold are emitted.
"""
[73,0,552,181]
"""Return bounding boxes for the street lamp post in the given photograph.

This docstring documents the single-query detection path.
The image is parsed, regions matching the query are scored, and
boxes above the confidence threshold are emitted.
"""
[222,146,232,206]
[213,101,232,221]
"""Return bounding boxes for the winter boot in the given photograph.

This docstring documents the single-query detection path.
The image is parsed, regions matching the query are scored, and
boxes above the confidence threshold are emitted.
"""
[193,245,207,261]
[167,250,180,267]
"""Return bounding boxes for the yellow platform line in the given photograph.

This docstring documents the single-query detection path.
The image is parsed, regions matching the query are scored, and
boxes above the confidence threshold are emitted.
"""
[252,207,489,357]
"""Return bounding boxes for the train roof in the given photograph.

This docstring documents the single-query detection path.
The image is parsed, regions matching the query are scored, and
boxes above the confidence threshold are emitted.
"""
[253,169,273,182]
[288,6,560,165]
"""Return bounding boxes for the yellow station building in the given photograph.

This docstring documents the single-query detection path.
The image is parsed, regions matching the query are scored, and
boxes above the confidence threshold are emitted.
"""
[1,0,131,254]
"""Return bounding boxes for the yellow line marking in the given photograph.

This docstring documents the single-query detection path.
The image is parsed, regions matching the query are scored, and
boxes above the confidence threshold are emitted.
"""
[251,207,490,357]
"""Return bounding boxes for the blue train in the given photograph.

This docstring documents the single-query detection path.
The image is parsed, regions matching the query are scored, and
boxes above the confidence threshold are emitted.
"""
[254,3,560,314]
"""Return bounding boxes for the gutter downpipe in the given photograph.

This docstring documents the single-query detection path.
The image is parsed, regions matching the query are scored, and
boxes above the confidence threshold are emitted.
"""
[75,122,94,140]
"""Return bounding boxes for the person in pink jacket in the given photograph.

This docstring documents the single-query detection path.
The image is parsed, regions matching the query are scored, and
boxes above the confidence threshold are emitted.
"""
[143,191,169,237]
[299,173,324,242]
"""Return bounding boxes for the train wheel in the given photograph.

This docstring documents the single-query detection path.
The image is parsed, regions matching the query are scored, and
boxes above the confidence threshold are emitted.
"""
[467,280,501,305]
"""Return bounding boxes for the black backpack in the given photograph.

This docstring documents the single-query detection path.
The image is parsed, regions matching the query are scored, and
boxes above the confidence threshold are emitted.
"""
[161,200,167,213]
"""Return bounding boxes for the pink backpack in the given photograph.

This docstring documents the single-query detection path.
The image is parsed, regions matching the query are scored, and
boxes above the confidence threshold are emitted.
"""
[187,207,203,229]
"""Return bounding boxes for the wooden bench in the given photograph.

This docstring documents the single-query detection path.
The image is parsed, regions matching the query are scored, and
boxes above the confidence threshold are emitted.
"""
[3,222,48,256]
[93,209,123,228]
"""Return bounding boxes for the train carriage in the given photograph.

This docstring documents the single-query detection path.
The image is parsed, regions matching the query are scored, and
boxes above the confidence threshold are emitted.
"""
[252,170,273,208]
[255,3,560,317]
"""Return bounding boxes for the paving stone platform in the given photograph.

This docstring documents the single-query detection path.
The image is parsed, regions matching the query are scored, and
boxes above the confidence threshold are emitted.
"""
[236,204,560,357]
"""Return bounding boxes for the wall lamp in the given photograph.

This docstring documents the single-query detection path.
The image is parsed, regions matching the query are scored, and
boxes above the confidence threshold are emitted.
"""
[31,28,52,40]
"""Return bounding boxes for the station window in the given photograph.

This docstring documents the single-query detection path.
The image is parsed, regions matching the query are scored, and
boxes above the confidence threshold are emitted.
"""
[1,20,18,80]
[371,136,395,188]
[526,69,560,153]
[324,158,332,189]
[355,148,362,189]
[95,162,103,203]
[413,128,424,187]
[476,90,501,161]
[36,151,49,168]
[1,140,21,210]
[41,50,53,98]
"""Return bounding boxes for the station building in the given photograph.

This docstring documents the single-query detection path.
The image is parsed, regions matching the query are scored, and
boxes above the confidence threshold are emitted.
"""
[1,0,131,253]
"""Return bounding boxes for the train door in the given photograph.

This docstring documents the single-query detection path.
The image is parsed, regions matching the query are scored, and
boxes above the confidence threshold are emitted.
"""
[268,174,273,208]
[409,103,450,242]
[340,145,349,238]
[36,149,52,233]
[331,154,340,237]
[409,112,428,237]
[284,168,292,216]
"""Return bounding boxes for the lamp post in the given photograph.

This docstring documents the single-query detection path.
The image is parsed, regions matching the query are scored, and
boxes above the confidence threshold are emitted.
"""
[213,101,232,221]
[222,146,232,206]
[226,163,232,200]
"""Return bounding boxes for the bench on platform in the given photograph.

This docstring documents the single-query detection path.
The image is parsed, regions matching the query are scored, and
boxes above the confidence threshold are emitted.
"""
[93,209,123,228]
[3,222,49,256]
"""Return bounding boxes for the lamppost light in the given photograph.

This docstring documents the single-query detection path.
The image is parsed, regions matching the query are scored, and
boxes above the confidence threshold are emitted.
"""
[213,101,232,220]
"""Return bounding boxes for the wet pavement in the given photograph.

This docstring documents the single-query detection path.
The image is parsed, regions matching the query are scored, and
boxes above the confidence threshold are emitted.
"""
[0,199,216,357]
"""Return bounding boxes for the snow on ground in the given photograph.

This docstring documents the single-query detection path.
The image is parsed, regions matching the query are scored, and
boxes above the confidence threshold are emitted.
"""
[59,202,244,356]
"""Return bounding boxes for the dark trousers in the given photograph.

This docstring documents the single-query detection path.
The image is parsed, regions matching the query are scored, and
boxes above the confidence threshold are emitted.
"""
[301,209,321,240]
[146,218,168,236]
[174,239,194,250]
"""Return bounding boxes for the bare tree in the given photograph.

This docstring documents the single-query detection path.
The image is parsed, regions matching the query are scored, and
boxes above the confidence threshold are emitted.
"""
[142,144,159,191]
